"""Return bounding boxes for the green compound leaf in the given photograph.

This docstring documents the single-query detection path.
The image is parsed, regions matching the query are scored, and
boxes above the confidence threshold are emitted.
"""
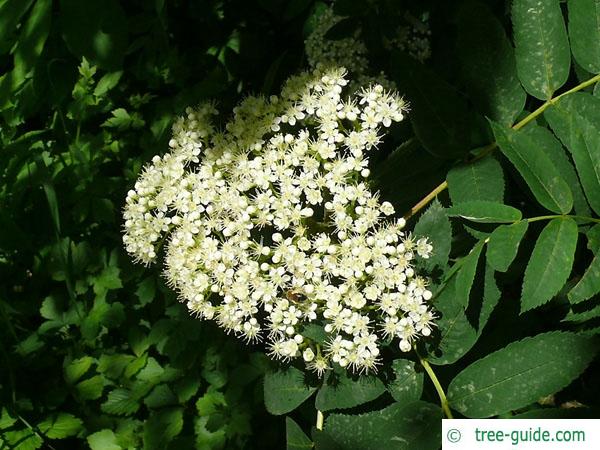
[487,221,529,272]
[286,417,312,450]
[38,413,83,439]
[413,200,452,272]
[521,218,578,313]
[386,359,423,404]
[391,52,478,159]
[458,1,526,125]
[512,0,571,100]
[447,201,522,223]
[429,277,478,366]
[315,371,386,412]
[143,407,184,450]
[568,0,600,73]
[448,332,598,418]
[87,429,122,450]
[447,157,505,204]
[545,93,600,215]
[491,121,573,214]
[321,401,441,450]
[264,367,317,415]
[455,240,485,308]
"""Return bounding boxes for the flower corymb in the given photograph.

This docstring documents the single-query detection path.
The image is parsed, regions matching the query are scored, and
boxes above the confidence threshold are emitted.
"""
[122,67,436,375]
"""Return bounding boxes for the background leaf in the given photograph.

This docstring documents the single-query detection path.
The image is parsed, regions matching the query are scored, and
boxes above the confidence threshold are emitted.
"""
[391,53,479,159]
[457,1,526,124]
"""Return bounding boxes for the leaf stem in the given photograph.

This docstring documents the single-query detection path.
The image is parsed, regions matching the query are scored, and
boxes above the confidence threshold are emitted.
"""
[316,410,324,431]
[402,73,600,220]
[525,214,600,224]
[402,180,448,221]
[419,356,454,419]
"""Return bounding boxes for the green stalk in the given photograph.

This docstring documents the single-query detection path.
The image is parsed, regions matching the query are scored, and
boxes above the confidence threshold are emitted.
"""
[419,357,454,419]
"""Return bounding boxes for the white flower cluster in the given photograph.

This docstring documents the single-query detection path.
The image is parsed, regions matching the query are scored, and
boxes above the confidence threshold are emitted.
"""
[123,67,436,376]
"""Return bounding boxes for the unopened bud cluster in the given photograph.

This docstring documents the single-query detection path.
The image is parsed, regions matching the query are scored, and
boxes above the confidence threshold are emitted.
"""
[123,67,436,376]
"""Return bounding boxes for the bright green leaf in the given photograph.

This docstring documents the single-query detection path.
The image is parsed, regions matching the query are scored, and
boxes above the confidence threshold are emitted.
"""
[521,218,578,312]
[513,0,571,99]
[568,0,600,73]
[101,388,140,416]
[487,221,528,272]
[447,201,522,223]
[315,371,386,412]
[448,332,598,417]
[38,413,83,439]
[263,367,316,415]
[491,121,573,214]
[87,429,122,450]
[64,356,94,384]
[94,71,123,97]
[76,375,105,400]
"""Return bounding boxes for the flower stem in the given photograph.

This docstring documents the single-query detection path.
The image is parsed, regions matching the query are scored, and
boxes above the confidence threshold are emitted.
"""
[419,356,454,419]
[402,73,600,220]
